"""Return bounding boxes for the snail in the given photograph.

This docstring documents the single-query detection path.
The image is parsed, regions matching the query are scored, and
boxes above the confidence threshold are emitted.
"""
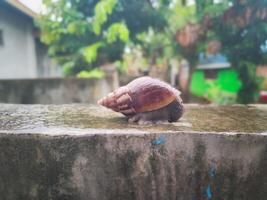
[98,76,184,125]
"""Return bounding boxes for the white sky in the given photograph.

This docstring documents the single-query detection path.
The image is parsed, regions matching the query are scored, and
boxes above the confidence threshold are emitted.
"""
[19,0,43,13]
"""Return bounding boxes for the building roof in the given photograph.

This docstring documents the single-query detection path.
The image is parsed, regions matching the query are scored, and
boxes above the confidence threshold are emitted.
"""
[196,53,231,70]
[5,0,37,18]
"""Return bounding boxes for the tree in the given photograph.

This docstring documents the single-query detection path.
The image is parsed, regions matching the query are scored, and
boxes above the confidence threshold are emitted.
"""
[145,0,267,103]
[36,0,168,76]
[132,0,267,103]
[37,0,128,76]
[193,0,267,103]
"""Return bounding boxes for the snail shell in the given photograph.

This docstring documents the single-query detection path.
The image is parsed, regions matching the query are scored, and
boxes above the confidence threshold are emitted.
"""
[98,76,184,124]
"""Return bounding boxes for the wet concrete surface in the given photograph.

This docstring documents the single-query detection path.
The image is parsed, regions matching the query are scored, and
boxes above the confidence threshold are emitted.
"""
[0,104,267,200]
[0,104,267,134]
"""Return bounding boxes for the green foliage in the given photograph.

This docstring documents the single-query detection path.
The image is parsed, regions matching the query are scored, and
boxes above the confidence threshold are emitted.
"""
[136,28,174,63]
[77,68,105,79]
[62,61,75,76]
[168,1,197,31]
[81,42,103,64]
[131,0,200,67]
[93,0,117,35]
[106,23,129,43]
[37,0,128,76]
[237,61,259,103]
[37,0,168,76]
[109,0,168,37]
[195,0,230,19]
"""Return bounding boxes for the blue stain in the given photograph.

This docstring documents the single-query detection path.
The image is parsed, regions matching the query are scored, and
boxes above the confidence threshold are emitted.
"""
[152,135,166,145]
[206,184,212,199]
[205,163,217,199]
[209,163,216,178]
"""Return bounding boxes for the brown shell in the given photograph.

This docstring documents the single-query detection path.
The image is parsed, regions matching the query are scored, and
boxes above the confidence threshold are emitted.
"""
[98,76,181,116]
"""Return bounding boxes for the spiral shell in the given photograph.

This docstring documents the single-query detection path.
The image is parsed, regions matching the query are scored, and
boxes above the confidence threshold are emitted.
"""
[98,76,183,120]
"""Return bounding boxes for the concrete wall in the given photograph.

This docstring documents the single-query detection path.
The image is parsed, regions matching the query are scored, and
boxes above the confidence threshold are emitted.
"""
[0,104,267,200]
[0,77,117,104]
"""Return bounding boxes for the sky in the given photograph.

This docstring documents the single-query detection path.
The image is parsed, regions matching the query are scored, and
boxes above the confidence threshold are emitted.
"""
[19,0,43,13]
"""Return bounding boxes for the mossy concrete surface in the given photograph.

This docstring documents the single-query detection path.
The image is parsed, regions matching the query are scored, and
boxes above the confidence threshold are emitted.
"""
[0,104,267,200]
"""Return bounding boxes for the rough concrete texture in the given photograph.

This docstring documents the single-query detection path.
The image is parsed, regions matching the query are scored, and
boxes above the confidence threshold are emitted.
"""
[0,104,267,200]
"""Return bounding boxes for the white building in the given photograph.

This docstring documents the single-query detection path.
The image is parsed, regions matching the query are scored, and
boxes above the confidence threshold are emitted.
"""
[0,0,61,79]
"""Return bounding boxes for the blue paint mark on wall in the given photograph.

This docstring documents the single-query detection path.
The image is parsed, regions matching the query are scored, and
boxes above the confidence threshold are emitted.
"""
[152,135,166,145]
[205,162,217,199]
[209,162,216,178]
[206,184,212,199]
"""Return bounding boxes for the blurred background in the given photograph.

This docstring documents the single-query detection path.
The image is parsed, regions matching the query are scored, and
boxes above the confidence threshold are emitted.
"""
[0,0,267,105]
